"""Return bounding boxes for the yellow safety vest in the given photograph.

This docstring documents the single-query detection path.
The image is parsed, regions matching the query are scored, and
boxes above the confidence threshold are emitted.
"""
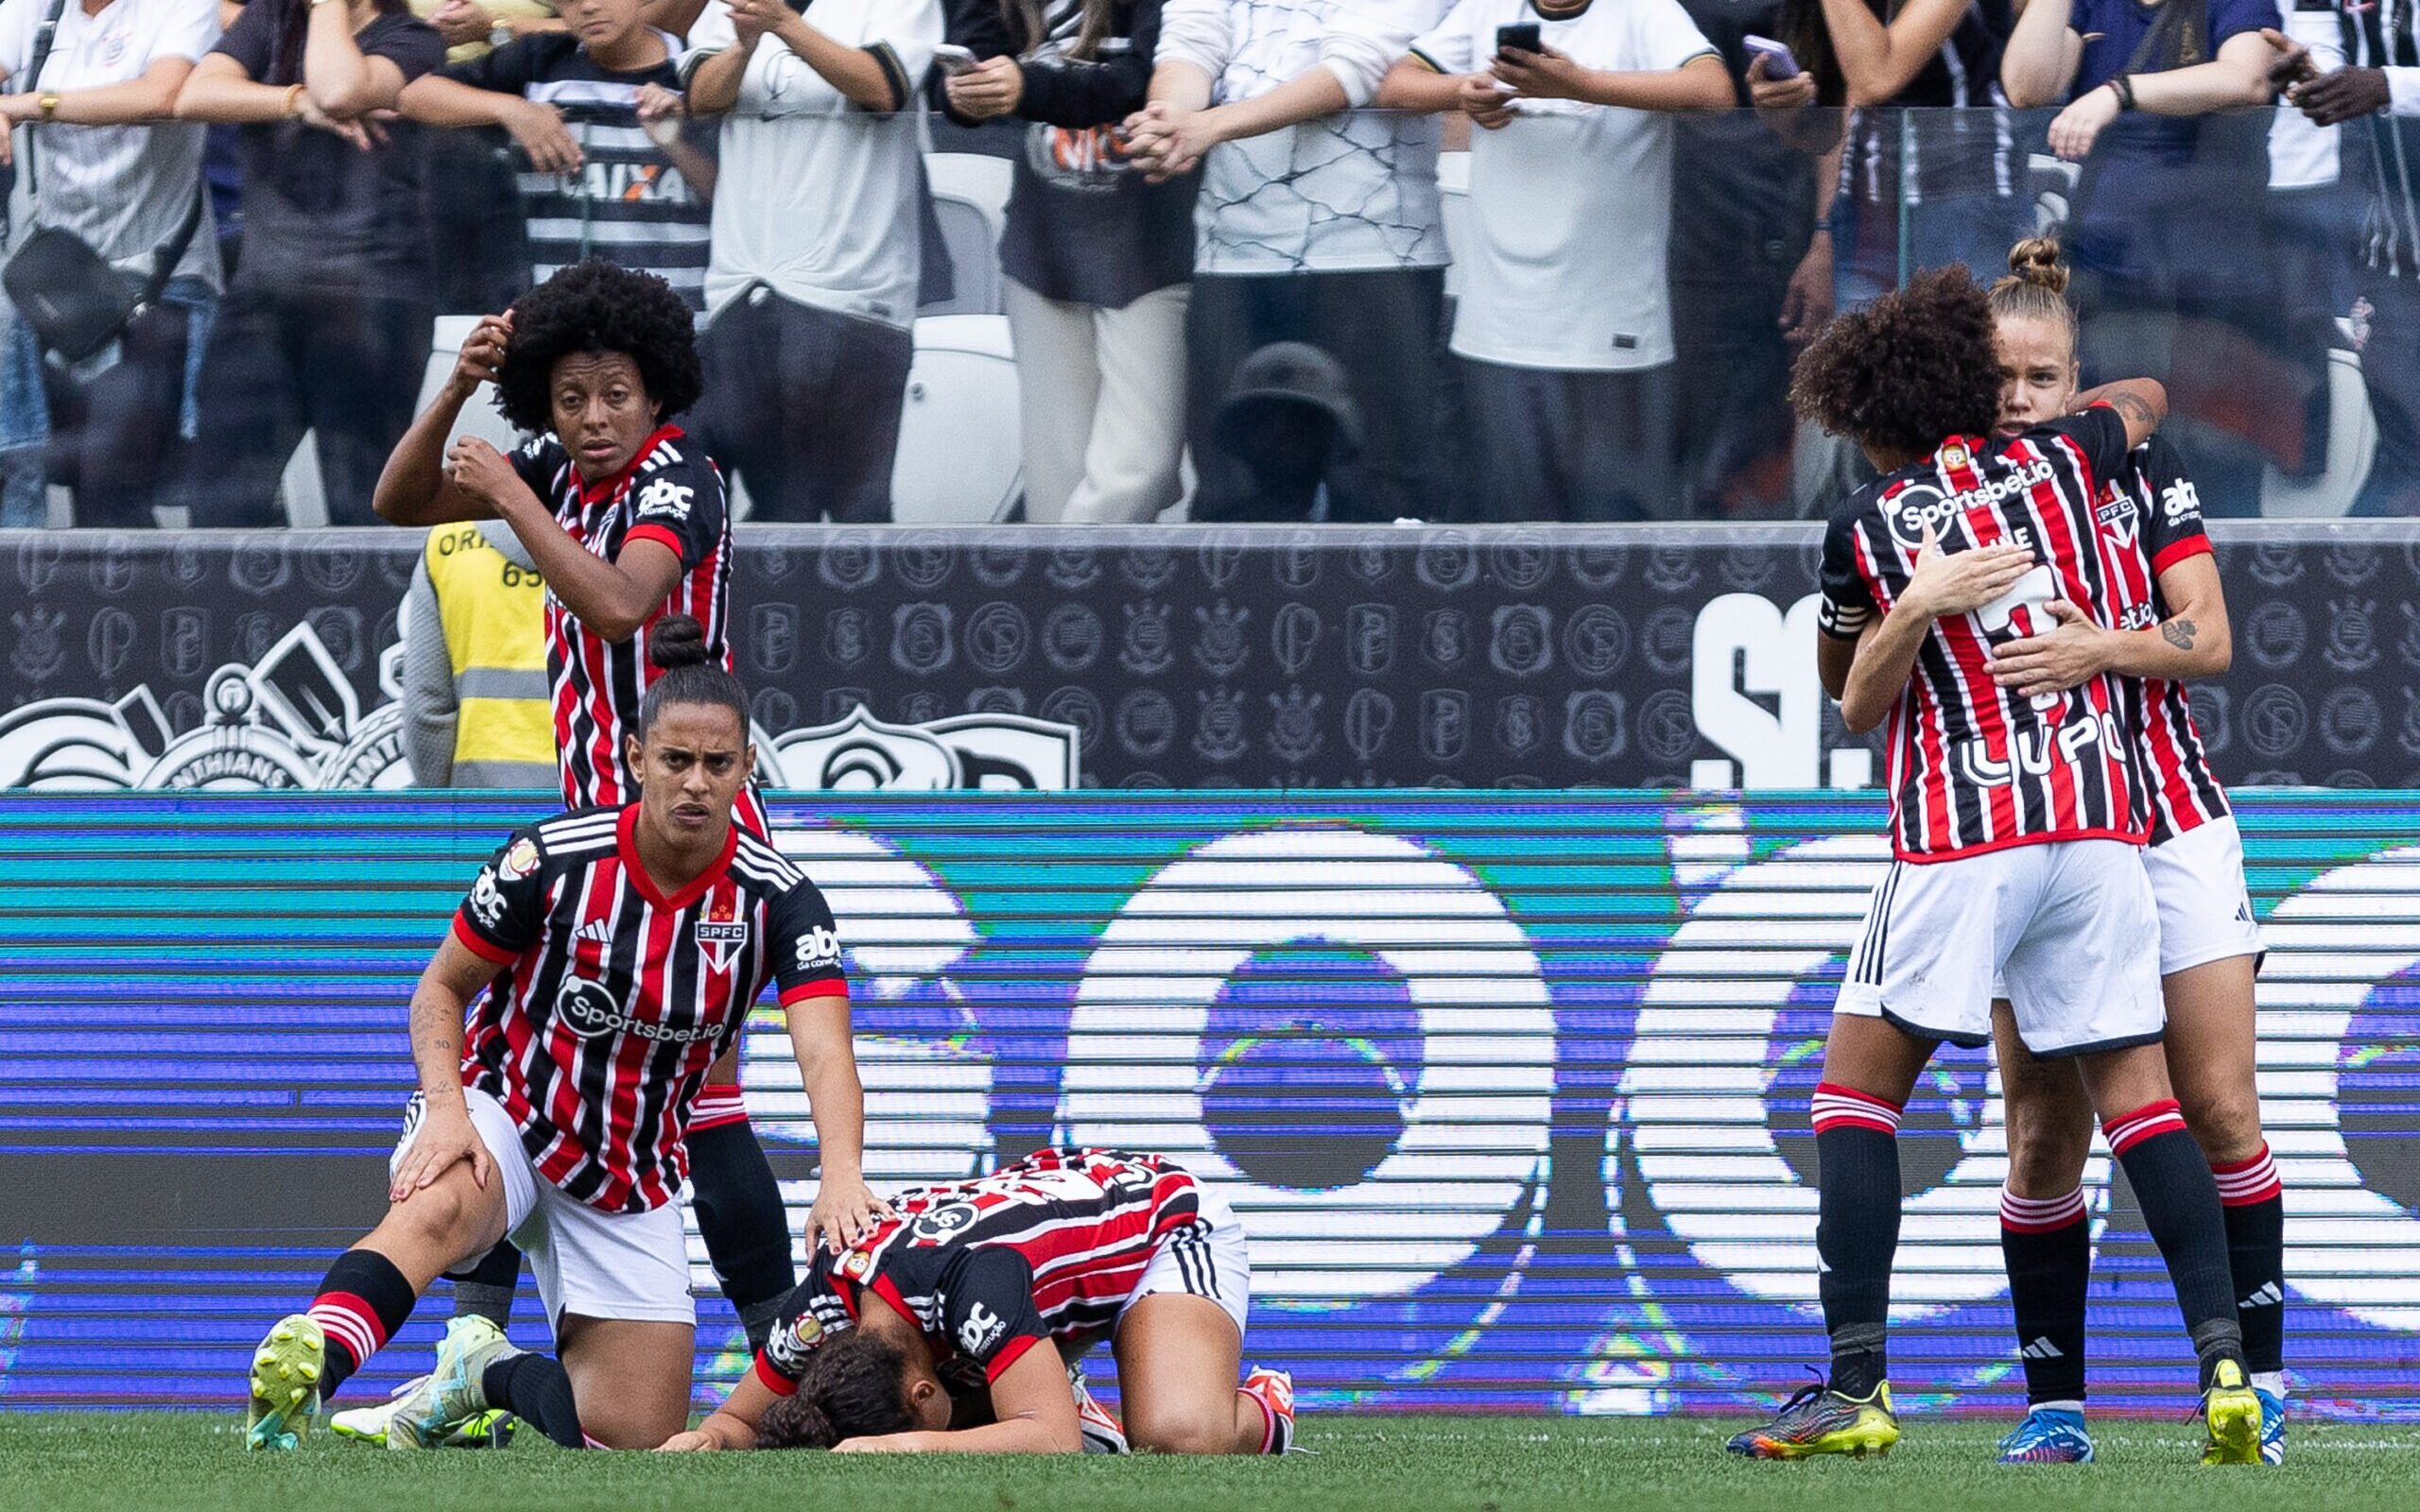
[424,524,556,788]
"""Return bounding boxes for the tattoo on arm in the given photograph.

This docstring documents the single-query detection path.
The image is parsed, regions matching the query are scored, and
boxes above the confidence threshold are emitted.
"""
[2161,618,2197,651]
[2110,392,2155,432]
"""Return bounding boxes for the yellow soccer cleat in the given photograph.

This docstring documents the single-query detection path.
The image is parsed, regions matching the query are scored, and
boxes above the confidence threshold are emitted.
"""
[2201,1359,2262,1465]
[246,1314,326,1452]
[1726,1381,1900,1460]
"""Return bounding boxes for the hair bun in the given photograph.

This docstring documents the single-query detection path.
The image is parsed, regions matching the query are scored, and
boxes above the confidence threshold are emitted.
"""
[648,613,710,671]
[757,1394,839,1451]
[2006,237,2069,296]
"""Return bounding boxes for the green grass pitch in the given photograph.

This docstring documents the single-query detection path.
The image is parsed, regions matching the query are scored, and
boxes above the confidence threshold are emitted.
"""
[4,1414,2417,1512]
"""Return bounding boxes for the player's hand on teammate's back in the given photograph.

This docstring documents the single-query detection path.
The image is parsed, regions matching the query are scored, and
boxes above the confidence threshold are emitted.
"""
[807,1175,896,1253]
[1901,523,2034,620]
[389,1100,493,1204]
[1988,599,2109,697]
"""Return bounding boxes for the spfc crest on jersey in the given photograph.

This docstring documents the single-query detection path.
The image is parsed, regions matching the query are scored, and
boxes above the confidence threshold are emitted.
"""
[695,899,750,972]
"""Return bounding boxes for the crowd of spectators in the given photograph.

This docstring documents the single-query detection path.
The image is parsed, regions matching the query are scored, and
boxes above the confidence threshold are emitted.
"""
[1,0,2416,529]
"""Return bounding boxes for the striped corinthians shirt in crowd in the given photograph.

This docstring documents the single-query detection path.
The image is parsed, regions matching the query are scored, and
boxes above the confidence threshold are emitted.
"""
[752,1149,1212,1399]
[450,804,847,1213]
[1819,406,2153,861]
[441,31,715,308]
[512,425,735,812]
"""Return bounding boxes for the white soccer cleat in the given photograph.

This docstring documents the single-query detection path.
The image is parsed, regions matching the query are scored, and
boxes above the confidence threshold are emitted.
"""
[387,1315,519,1451]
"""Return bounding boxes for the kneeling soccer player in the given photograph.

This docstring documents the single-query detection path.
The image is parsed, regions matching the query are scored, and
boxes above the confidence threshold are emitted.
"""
[244,626,873,1450]
[659,1148,1294,1454]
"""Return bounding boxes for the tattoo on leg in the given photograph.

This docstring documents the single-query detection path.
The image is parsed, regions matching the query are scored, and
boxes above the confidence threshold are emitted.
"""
[2161,618,2197,651]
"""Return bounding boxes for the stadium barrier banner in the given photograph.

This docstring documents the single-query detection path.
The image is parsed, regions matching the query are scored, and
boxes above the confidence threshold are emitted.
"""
[3,790,2418,1417]
[4,524,2414,794]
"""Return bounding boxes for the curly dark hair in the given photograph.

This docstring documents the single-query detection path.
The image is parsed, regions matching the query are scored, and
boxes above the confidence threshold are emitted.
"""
[493,259,704,438]
[757,1330,917,1451]
[1788,265,2004,462]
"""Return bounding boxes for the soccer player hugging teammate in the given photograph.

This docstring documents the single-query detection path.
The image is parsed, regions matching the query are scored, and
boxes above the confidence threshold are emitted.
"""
[1723,264,2263,1464]
[369,261,875,1428]
[660,1149,1293,1456]
[1980,240,2279,1466]
[246,631,869,1452]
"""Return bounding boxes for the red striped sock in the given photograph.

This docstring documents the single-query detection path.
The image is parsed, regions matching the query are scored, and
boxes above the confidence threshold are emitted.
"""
[305,1248,418,1397]
[2102,1098,2187,1157]
[2211,1143,2283,1206]
[1811,1082,1903,1136]
[1999,1186,2089,1233]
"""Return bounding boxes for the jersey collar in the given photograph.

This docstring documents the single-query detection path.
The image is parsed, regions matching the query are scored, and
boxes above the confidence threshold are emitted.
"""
[576,422,686,508]
[614,801,737,914]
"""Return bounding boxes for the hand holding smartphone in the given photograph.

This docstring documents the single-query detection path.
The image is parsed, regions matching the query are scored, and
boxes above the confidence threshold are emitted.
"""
[932,43,982,78]
[1495,23,1542,57]
[1742,34,1801,79]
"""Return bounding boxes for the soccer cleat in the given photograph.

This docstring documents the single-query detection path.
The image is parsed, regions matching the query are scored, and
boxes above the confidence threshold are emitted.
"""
[2256,1389,2285,1465]
[332,1377,515,1449]
[1725,1381,1899,1459]
[2200,1359,2262,1465]
[246,1314,326,1452]
[1239,1366,1296,1453]
[1996,1405,2095,1463]
[388,1315,520,1451]
[1069,1366,1129,1454]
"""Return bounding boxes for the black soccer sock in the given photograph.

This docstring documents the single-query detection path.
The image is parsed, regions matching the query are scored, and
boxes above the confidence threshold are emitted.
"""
[1999,1187,2090,1407]
[305,1248,419,1399]
[688,1113,796,1351]
[2107,1101,2244,1390]
[449,1240,522,1329]
[482,1352,585,1449]
[2211,1143,2287,1386]
[1812,1083,1905,1399]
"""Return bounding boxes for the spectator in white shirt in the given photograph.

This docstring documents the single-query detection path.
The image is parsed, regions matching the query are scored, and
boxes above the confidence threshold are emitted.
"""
[0,0,223,528]
[1380,0,1728,521]
[1127,0,1454,523]
[681,0,942,523]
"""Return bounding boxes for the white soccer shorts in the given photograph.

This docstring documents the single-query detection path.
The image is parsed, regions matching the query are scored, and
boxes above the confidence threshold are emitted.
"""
[1126,1183,1253,1341]
[1839,838,2166,1057]
[2144,815,2262,975]
[391,1087,696,1329]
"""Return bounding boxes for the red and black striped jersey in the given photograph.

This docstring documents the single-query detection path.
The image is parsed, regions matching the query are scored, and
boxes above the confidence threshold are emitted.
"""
[2094,438,2231,846]
[752,1149,1209,1399]
[1819,407,2149,862]
[514,426,734,811]
[449,804,847,1213]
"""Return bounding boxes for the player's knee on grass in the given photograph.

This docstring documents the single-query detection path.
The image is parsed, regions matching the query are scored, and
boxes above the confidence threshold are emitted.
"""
[1124,1400,1239,1457]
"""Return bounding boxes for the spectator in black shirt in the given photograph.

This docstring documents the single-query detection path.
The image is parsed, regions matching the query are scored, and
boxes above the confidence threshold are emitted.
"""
[176,0,448,526]
[939,0,1193,524]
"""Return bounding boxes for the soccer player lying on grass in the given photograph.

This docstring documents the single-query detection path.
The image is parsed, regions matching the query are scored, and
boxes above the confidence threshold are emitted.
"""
[659,1149,1295,1455]
[245,634,874,1452]
[1731,266,2262,1463]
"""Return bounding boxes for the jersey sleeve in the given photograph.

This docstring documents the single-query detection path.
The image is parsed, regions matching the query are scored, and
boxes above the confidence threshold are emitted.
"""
[451,826,550,964]
[1817,502,1878,642]
[769,876,849,1006]
[622,445,726,569]
[935,1246,1049,1383]
[748,1284,829,1397]
[511,435,562,507]
[2135,438,2213,576]
[2048,404,2135,496]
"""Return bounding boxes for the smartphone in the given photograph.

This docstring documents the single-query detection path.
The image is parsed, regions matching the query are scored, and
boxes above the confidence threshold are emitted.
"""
[932,43,981,77]
[1495,23,1542,56]
[1742,34,1802,78]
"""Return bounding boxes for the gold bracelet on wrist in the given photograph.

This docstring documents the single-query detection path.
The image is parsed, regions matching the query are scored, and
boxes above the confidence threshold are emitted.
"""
[37,92,60,121]
[285,82,307,118]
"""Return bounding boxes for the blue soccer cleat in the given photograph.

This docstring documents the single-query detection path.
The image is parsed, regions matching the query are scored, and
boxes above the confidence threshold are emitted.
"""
[2256,1389,2285,1465]
[1997,1405,2095,1464]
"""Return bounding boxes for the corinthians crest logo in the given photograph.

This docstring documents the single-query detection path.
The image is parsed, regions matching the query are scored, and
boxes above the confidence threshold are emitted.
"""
[0,623,408,791]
